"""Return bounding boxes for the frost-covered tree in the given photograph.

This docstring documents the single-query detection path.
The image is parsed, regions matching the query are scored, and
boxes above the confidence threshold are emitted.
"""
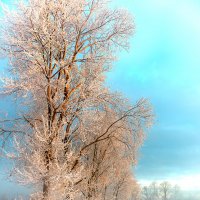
[0,0,153,199]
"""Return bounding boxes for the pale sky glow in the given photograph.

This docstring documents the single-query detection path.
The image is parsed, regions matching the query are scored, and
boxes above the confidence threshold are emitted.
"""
[175,175,200,191]
[140,174,200,191]
[0,0,200,197]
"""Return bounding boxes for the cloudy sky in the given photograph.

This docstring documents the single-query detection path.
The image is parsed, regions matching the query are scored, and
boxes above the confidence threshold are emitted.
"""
[1,0,200,197]
[110,0,200,192]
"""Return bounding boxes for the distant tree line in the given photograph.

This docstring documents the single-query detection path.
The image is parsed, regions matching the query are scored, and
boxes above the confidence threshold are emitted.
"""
[141,181,181,200]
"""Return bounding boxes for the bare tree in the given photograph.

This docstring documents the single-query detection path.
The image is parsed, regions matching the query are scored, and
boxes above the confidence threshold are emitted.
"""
[0,0,153,199]
[141,182,159,200]
[171,185,181,200]
[142,186,152,200]
[159,182,172,200]
[141,182,181,200]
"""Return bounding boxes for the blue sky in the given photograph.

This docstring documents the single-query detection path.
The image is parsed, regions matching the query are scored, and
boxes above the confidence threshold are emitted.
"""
[1,0,200,197]
[109,0,200,191]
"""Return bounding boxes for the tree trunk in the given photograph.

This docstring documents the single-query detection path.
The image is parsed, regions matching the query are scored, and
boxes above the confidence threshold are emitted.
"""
[43,178,49,199]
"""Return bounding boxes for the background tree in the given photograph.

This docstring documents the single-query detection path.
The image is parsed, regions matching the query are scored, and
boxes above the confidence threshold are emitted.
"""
[141,182,181,200]
[159,181,172,200]
[0,0,153,199]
